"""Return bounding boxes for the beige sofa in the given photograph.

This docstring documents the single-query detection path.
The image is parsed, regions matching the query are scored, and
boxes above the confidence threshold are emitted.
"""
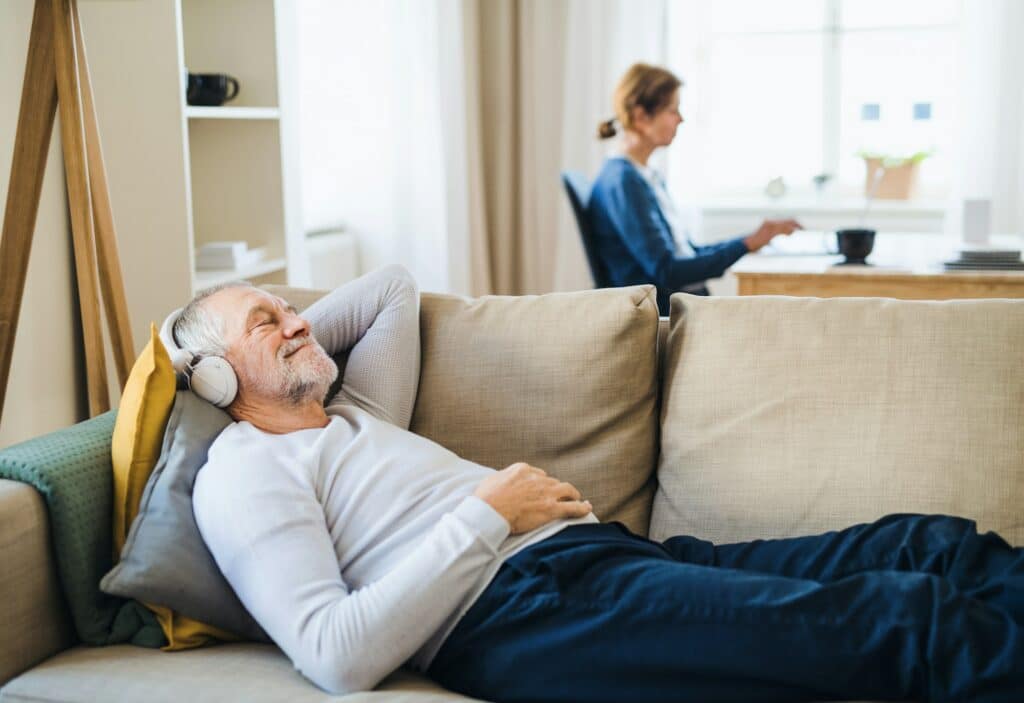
[2,285,1022,703]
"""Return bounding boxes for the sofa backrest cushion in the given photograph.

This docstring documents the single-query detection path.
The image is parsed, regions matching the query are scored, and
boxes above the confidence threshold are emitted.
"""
[410,286,660,534]
[650,293,1024,545]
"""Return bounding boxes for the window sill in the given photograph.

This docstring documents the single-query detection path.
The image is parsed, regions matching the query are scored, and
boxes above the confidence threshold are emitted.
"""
[698,196,948,216]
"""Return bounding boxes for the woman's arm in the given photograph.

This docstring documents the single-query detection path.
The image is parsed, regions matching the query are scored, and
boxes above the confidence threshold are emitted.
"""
[302,265,420,429]
[691,235,751,256]
[604,170,749,289]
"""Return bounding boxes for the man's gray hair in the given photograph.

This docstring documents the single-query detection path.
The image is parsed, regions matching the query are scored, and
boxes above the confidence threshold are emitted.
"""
[172,280,254,358]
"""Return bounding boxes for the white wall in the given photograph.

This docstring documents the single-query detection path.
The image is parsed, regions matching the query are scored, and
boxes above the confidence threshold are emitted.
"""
[0,0,82,447]
[2,0,195,447]
[954,0,1024,235]
[79,0,194,353]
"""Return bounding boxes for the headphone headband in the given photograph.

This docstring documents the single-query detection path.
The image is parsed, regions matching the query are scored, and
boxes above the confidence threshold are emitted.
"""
[159,308,238,408]
[159,308,194,373]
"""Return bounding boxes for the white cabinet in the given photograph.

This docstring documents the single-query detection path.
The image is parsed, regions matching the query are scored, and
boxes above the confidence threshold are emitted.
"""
[179,0,306,292]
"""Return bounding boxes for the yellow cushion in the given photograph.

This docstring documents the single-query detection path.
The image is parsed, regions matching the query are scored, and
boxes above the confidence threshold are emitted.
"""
[111,325,237,651]
[111,324,176,556]
[149,605,239,650]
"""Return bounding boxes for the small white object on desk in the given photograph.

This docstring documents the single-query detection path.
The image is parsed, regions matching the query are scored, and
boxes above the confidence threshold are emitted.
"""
[306,228,360,289]
[961,199,991,245]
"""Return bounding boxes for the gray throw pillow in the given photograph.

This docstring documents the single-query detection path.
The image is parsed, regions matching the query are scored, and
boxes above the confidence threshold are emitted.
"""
[100,391,268,641]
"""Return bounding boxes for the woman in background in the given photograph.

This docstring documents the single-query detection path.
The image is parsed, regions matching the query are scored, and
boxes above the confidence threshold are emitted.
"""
[589,63,801,315]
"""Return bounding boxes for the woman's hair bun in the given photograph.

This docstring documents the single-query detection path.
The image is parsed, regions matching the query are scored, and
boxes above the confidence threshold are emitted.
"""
[597,118,617,139]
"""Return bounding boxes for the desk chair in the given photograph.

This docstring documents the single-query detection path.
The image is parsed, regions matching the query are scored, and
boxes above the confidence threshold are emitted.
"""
[561,172,612,288]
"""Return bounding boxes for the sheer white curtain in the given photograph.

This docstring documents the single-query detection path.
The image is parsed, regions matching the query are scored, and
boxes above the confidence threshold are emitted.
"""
[295,0,490,295]
[950,0,1024,237]
[551,0,669,291]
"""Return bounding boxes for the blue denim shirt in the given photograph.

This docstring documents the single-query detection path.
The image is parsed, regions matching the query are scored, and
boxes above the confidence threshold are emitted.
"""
[589,156,749,315]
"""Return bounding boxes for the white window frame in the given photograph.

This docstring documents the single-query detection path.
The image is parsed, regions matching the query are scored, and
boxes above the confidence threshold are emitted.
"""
[665,0,960,203]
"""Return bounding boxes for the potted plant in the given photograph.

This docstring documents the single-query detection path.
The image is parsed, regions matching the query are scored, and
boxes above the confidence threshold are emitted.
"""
[856,150,932,200]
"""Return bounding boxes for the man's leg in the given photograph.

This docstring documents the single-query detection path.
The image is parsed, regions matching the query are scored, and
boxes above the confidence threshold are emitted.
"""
[428,523,1024,703]
[662,514,1024,621]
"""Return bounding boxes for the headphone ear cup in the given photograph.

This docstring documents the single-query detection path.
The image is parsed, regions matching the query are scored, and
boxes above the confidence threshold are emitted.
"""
[188,356,238,408]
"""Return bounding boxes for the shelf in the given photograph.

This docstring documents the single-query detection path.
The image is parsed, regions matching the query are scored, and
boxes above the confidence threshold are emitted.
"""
[193,257,287,289]
[185,106,280,120]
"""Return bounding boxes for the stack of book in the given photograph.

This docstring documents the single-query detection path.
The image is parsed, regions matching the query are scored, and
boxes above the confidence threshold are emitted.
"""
[195,241,266,271]
[943,246,1024,271]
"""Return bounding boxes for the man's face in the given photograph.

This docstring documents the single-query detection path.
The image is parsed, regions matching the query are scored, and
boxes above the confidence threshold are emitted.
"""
[206,287,338,407]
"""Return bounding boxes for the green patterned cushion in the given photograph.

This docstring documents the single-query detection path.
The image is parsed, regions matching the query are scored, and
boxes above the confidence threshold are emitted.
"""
[0,412,165,647]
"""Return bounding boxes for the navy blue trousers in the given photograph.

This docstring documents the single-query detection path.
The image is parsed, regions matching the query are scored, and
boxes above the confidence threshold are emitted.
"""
[427,516,1024,703]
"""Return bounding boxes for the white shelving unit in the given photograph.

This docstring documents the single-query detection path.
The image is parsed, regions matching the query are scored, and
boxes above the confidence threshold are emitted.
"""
[185,106,282,120]
[177,0,307,294]
[193,257,290,290]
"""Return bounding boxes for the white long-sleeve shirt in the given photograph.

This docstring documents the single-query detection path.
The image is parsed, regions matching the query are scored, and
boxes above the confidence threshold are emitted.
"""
[192,265,595,695]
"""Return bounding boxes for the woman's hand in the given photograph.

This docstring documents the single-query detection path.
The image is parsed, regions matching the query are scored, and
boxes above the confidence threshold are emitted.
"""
[744,219,803,252]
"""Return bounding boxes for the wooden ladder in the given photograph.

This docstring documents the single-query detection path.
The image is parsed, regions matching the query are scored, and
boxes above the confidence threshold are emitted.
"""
[0,0,134,423]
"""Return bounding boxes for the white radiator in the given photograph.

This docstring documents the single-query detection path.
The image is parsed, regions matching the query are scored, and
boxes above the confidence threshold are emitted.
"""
[306,229,360,289]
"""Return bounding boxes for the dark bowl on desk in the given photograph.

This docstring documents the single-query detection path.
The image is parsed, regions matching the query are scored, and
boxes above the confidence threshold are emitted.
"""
[835,228,876,265]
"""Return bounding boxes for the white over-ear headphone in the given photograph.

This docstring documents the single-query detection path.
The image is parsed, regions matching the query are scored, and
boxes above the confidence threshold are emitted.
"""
[159,308,238,408]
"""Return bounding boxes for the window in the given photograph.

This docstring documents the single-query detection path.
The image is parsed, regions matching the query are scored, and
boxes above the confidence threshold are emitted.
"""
[665,0,961,200]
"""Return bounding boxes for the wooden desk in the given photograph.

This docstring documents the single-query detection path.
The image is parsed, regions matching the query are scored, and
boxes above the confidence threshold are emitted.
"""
[732,232,1024,300]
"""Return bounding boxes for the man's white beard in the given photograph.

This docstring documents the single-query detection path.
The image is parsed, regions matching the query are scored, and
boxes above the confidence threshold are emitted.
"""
[257,338,339,406]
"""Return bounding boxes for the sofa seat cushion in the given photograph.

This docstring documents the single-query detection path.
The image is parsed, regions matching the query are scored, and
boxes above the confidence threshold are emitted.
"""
[651,294,1024,545]
[0,643,891,703]
[0,644,482,702]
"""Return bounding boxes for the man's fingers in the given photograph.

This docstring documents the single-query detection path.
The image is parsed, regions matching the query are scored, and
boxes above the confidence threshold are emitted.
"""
[507,462,545,476]
[553,481,582,502]
[556,499,593,517]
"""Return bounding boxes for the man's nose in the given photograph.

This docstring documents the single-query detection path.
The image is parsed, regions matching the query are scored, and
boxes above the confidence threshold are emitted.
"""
[282,313,310,338]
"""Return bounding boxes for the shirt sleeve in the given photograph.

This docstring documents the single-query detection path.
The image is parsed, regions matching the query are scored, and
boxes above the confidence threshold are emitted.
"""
[301,265,421,429]
[691,235,752,257]
[194,459,510,696]
[605,170,750,288]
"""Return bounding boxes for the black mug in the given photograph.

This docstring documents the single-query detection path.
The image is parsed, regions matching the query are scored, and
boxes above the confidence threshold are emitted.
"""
[186,73,240,107]
[835,228,876,265]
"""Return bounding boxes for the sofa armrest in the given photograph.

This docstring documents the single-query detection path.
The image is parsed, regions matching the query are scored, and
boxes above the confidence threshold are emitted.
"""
[0,479,73,686]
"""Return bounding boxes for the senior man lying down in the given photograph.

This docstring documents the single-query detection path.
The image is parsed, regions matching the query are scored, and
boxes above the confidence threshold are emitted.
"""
[168,265,1024,703]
